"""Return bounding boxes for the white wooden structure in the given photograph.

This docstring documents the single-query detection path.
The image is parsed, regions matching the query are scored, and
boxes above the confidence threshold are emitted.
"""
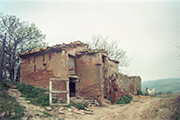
[49,78,70,106]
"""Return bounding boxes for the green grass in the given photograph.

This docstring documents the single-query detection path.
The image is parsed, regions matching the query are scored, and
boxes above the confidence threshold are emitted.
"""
[155,93,180,98]
[67,103,73,108]
[43,111,52,117]
[75,103,84,110]
[121,95,132,103]
[0,81,25,119]
[108,96,113,103]
[116,98,125,104]
[116,94,132,104]
[137,90,143,95]
[15,82,57,107]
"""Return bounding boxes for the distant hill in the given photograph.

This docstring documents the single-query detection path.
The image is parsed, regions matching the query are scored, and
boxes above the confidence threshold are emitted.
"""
[141,78,180,94]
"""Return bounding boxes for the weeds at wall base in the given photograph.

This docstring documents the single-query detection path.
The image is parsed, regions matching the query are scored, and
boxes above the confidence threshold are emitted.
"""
[116,94,132,104]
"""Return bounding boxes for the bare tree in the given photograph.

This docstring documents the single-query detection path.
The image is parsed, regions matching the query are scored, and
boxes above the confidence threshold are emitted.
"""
[87,35,131,68]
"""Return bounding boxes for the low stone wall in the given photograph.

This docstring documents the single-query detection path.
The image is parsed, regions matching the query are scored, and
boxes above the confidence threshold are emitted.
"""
[108,73,141,102]
[129,76,141,95]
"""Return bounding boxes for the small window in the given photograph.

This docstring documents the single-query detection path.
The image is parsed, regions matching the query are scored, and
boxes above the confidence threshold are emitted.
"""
[49,53,51,60]
[34,65,36,72]
[34,56,36,63]
[43,54,45,61]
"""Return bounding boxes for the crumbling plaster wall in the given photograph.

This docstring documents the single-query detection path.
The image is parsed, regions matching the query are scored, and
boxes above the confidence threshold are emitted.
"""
[108,60,119,75]
[75,53,105,102]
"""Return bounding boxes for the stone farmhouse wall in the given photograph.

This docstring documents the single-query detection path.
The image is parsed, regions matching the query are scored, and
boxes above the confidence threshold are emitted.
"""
[20,41,141,103]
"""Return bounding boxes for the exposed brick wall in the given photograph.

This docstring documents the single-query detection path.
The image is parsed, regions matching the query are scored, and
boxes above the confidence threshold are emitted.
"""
[20,51,69,91]
[75,53,104,102]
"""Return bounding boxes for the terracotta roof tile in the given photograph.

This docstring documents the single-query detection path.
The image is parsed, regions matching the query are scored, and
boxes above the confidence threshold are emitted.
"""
[20,40,88,57]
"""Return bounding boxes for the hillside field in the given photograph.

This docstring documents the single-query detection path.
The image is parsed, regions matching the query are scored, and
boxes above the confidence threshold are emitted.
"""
[142,77,180,94]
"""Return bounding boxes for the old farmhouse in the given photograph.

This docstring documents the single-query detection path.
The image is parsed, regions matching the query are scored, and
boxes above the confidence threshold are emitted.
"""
[19,41,141,103]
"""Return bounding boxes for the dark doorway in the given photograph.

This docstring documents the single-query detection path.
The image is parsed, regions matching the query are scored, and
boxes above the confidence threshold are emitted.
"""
[70,80,76,97]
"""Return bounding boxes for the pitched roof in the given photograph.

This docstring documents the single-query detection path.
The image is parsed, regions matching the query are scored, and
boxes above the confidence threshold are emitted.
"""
[76,48,107,55]
[19,41,88,57]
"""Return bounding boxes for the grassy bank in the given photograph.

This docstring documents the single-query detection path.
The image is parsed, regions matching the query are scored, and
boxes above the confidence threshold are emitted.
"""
[0,81,25,119]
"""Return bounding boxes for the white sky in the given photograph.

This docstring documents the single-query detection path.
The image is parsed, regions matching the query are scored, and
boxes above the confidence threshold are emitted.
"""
[0,0,180,81]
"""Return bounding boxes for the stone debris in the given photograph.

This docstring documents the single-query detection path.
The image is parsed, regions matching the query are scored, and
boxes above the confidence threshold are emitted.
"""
[71,106,78,110]
[88,104,95,109]
[79,110,93,114]
[45,106,52,111]
[17,97,26,100]
[26,101,30,103]
[68,108,72,112]
[58,106,64,111]
[104,99,112,104]
[11,89,17,92]
[59,110,64,114]
[73,109,85,115]
[77,96,84,99]
[84,107,90,111]
[94,100,100,106]
[115,112,119,115]
[69,112,73,115]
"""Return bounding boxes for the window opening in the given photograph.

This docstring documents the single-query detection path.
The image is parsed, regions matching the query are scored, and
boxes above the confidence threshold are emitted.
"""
[34,65,36,72]
[49,53,51,60]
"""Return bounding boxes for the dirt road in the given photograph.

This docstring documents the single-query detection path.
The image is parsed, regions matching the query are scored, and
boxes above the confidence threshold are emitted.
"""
[7,87,179,120]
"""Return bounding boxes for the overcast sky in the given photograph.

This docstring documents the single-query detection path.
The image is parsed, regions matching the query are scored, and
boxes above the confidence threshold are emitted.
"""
[0,0,180,81]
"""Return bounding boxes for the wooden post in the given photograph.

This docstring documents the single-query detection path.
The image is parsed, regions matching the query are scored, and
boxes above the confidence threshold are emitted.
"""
[49,80,52,105]
[67,81,70,104]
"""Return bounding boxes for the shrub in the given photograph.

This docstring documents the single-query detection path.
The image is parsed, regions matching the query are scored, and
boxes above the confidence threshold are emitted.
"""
[0,81,10,90]
[126,94,133,100]
[75,103,84,110]
[116,98,125,104]
[137,90,143,95]
[108,96,113,103]
[121,95,131,103]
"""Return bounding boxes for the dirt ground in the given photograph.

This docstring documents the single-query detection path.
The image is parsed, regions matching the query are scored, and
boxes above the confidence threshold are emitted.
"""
[7,86,180,120]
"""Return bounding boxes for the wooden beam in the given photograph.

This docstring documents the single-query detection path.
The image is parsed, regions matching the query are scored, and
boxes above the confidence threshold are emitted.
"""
[50,78,69,81]
[51,90,69,93]
[50,103,68,106]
